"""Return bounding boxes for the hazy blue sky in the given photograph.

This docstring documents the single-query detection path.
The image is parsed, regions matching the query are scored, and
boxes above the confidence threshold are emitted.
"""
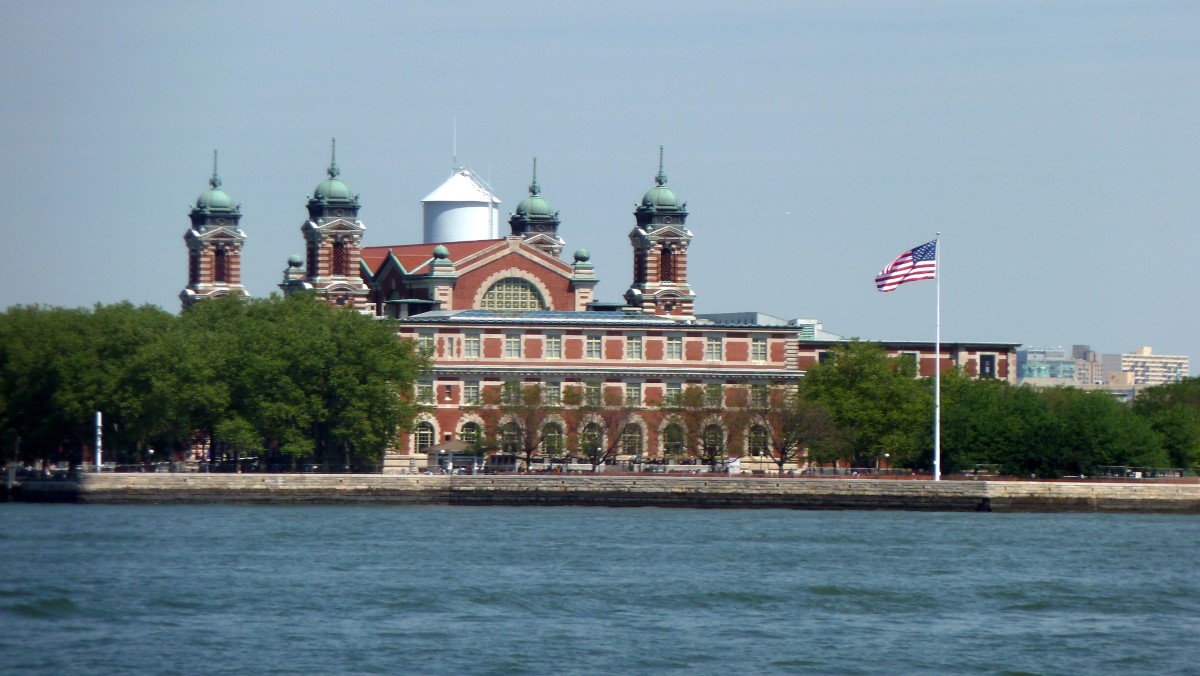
[1,1,1196,371]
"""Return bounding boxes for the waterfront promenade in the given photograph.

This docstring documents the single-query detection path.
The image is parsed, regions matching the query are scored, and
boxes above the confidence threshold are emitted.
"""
[12,473,1200,513]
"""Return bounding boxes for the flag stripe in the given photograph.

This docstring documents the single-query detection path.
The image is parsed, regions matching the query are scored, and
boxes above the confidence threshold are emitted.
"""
[875,240,937,292]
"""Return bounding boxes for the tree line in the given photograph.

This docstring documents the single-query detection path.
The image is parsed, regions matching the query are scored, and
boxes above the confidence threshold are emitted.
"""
[0,295,424,472]
[461,341,1199,477]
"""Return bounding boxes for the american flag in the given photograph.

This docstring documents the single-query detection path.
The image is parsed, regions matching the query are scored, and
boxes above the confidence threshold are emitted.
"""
[875,239,937,292]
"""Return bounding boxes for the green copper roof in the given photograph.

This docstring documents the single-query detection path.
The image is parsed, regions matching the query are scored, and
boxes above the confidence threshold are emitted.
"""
[194,150,239,214]
[311,138,358,204]
[640,146,681,210]
[515,158,556,217]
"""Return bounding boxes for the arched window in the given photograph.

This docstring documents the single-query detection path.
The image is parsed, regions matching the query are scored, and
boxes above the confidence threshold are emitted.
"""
[460,422,481,446]
[703,425,725,455]
[662,422,686,458]
[541,423,564,455]
[621,424,643,456]
[660,245,675,282]
[749,425,769,457]
[332,241,348,276]
[501,422,522,453]
[580,422,602,452]
[214,248,228,283]
[481,277,546,311]
[415,421,435,451]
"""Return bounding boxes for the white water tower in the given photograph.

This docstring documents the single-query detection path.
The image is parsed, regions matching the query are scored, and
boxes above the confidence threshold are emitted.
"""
[421,168,501,243]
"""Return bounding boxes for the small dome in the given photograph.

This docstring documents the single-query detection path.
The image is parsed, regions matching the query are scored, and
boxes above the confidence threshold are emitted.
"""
[432,245,449,259]
[641,185,679,209]
[516,193,554,217]
[313,177,355,203]
[573,248,591,263]
[196,186,237,212]
[288,254,304,268]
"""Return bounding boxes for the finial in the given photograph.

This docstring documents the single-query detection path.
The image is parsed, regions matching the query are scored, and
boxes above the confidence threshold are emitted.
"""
[655,145,667,186]
[210,150,222,189]
[529,157,540,196]
[328,138,340,178]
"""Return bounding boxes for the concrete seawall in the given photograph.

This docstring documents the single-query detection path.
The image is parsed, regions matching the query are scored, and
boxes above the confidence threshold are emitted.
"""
[13,474,1200,513]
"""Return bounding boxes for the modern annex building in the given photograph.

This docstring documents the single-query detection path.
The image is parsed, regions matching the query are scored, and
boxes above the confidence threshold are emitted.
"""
[181,144,1018,469]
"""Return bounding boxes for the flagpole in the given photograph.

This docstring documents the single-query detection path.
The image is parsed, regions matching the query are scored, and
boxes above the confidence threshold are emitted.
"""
[933,232,941,481]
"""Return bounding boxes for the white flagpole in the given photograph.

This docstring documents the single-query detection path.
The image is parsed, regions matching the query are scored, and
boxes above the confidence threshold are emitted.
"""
[933,232,941,481]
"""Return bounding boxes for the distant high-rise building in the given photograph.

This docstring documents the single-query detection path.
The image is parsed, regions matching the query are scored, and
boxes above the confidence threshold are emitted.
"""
[1017,347,1077,387]
[1102,347,1189,386]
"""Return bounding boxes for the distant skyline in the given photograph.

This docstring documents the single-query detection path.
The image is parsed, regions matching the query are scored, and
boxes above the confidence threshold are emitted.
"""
[1,2,1196,373]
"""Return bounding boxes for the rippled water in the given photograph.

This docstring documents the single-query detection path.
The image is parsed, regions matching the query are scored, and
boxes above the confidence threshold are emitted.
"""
[1,504,1197,674]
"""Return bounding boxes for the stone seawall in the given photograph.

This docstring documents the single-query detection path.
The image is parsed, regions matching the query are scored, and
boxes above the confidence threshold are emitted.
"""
[13,475,1200,513]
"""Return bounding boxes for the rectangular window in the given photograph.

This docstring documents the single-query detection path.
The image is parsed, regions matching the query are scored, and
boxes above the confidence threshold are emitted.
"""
[545,335,563,359]
[584,381,602,406]
[666,336,683,360]
[706,337,723,362]
[625,383,642,407]
[464,334,481,358]
[751,337,768,362]
[463,382,480,405]
[980,354,996,378]
[543,382,561,406]
[705,384,723,408]
[665,382,683,406]
[750,384,769,408]
[586,336,602,359]
[417,334,435,354]
[416,380,434,404]
[817,351,830,364]
[445,337,456,358]
[626,336,643,360]
[504,334,522,358]
[501,381,521,405]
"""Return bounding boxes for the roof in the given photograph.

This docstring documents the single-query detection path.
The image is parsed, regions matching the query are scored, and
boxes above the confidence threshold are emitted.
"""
[402,309,686,327]
[421,169,500,204]
[360,239,503,276]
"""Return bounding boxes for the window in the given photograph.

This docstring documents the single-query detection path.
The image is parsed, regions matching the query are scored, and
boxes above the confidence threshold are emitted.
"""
[332,241,348,276]
[501,422,522,453]
[543,382,561,406]
[662,423,685,457]
[460,422,481,446]
[706,337,723,362]
[751,337,768,362]
[621,424,643,455]
[214,248,228,283]
[415,422,435,451]
[625,383,642,407]
[817,351,830,364]
[586,335,602,359]
[750,384,769,409]
[504,334,522,358]
[666,336,683,360]
[417,334,435,354]
[545,335,563,359]
[703,425,725,455]
[660,245,675,282]
[749,426,769,457]
[445,337,456,357]
[705,384,723,408]
[584,382,602,406]
[542,423,564,455]
[664,382,682,407]
[462,382,480,405]
[464,334,481,358]
[980,354,996,378]
[626,336,643,360]
[501,381,521,405]
[416,381,434,404]
[481,277,546,311]
[580,423,602,451]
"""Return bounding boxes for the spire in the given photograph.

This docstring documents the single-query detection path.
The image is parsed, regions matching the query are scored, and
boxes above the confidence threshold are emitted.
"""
[327,138,340,178]
[655,145,667,186]
[529,157,541,196]
[210,150,222,189]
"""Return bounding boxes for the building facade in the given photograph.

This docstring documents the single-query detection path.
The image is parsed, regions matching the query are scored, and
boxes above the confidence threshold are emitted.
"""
[183,145,1018,467]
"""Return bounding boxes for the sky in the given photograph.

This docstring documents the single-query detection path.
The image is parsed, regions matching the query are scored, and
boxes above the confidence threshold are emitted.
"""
[1,1,1197,372]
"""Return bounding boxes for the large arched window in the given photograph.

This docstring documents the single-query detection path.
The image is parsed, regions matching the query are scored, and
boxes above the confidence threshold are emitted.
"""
[749,425,769,457]
[501,422,522,453]
[580,422,602,453]
[662,422,686,458]
[460,422,481,446]
[481,277,546,311]
[541,423,564,455]
[621,424,643,456]
[415,421,435,451]
[702,425,725,455]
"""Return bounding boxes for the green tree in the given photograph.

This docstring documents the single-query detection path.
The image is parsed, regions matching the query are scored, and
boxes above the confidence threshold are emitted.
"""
[1132,378,1200,470]
[747,386,845,475]
[800,342,929,470]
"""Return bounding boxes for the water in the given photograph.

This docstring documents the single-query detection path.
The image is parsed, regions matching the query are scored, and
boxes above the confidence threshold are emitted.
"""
[1,505,1197,675]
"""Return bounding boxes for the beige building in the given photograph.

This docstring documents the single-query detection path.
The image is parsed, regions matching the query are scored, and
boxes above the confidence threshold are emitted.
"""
[1102,347,1189,387]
